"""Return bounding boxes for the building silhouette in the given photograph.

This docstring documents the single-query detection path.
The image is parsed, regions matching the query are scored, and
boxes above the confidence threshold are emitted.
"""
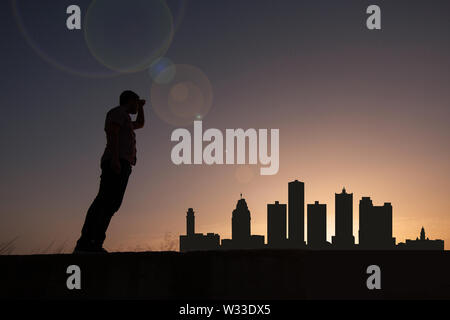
[332,187,355,249]
[179,208,220,252]
[232,195,251,242]
[397,227,444,250]
[179,180,444,252]
[307,201,328,249]
[267,201,287,248]
[186,207,195,236]
[359,197,396,249]
[288,180,305,247]
[221,196,265,250]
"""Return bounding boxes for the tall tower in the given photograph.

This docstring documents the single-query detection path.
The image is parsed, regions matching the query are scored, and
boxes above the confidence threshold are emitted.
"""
[420,227,426,241]
[232,196,251,242]
[359,197,395,249]
[267,201,287,247]
[307,201,327,248]
[186,208,195,236]
[288,180,305,247]
[332,187,355,248]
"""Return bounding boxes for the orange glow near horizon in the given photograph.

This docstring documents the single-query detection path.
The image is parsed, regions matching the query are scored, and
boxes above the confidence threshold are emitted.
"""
[2,6,450,254]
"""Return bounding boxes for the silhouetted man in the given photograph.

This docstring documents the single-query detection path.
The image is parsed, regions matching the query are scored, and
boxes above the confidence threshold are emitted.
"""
[74,90,145,253]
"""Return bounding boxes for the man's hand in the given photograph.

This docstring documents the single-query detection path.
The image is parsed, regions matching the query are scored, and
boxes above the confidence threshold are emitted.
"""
[111,158,121,174]
[133,100,146,129]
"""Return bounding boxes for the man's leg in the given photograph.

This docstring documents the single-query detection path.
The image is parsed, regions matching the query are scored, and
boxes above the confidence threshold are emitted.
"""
[76,193,103,249]
[96,159,132,247]
[75,160,130,250]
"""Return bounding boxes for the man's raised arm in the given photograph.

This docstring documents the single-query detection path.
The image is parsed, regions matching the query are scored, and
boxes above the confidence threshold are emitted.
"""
[133,100,145,130]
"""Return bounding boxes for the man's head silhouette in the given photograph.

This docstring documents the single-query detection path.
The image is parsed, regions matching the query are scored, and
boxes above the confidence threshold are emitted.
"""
[120,90,141,115]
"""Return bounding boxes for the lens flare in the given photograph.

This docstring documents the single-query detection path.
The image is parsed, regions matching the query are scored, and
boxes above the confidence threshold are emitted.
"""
[149,57,176,84]
[84,0,174,73]
[151,64,213,126]
[12,0,117,78]
[167,0,188,35]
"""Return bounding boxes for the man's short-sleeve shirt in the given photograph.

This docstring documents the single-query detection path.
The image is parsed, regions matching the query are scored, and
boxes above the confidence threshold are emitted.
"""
[101,106,137,166]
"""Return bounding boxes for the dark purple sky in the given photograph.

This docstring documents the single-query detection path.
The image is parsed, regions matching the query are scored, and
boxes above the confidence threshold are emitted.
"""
[1,0,450,253]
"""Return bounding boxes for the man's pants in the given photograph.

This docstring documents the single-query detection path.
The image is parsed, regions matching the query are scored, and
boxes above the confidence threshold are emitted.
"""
[76,159,132,249]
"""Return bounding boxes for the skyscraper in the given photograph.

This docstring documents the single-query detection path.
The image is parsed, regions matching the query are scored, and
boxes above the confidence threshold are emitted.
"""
[186,208,195,236]
[232,196,251,242]
[332,187,355,248]
[307,201,327,248]
[220,196,265,249]
[288,180,305,247]
[358,197,396,249]
[267,201,287,248]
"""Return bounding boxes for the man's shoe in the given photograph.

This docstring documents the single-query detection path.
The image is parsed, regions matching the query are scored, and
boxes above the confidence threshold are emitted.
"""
[98,247,108,253]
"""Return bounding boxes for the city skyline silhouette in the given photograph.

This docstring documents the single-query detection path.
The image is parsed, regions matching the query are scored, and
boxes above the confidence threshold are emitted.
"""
[180,180,445,251]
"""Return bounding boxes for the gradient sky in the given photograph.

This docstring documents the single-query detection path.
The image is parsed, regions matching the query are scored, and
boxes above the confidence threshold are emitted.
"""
[1,0,450,254]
